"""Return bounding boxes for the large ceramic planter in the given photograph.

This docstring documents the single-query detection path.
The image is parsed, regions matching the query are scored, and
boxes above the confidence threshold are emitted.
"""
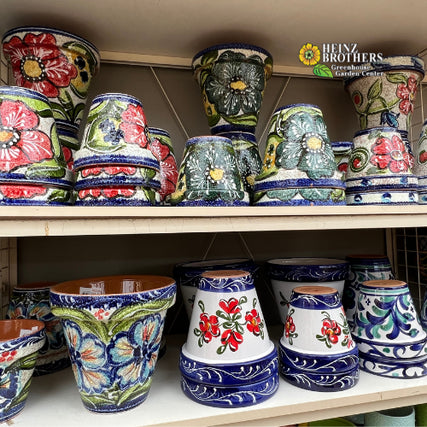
[6,282,70,376]
[180,270,278,407]
[2,26,100,152]
[50,275,176,413]
[344,55,425,132]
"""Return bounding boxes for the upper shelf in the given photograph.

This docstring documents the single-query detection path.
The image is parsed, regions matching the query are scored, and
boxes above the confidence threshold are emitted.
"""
[0,205,425,237]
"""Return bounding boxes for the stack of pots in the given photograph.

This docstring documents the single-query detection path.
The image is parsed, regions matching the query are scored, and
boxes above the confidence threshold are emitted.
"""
[344,56,425,205]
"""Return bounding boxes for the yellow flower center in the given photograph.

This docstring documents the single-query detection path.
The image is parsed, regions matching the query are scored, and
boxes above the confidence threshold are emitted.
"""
[0,130,13,143]
[23,59,43,78]
[391,150,403,161]
[230,80,247,91]
[209,168,224,181]
[251,318,258,326]
[306,136,322,150]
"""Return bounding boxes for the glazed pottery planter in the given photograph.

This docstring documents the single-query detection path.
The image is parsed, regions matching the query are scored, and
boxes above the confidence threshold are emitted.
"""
[354,279,427,378]
[6,282,70,375]
[170,136,249,206]
[0,182,73,205]
[74,93,159,171]
[50,275,176,413]
[344,55,425,132]
[180,270,278,407]
[148,127,178,203]
[365,406,415,427]
[0,319,45,423]
[342,254,394,327]
[279,286,359,392]
[254,104,345,206]
[2,26,100,152]
[266,258,349,324]
[174,258,258,318]
[192,43,273,135]
[0,86,73,187]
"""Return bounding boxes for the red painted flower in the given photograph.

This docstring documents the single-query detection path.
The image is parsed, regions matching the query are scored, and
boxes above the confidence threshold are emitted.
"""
[338,163,348,173]
[0,350,17,363]
[78,187,136,199]
[420,151,427,164]
[245,309,262,336]
[94,308,110,320]
[370,135,413,173]
[81,165,137,178]
[199,313,220,343]
[0,184,47,199]
[321,319,341,345]
[119,104,149,148]
[81,166,103,178]
[285,315,296,338]
[3,32,78,98]
[62,146,74,170]
[0,99,54,172]
[219,298,241,315]
[220,329,243,352]
[396,75,418,115]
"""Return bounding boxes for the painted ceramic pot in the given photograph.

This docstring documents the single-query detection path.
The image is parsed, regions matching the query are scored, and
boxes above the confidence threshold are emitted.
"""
[254,104,345,206]
[266,258,349,324]
[331,141,353,180]
[192,43,273,135]
[74,185,159,206]
[74,93,159,171]
[6,282,70,376]
[174,258,259,319]
[354,279,427,378]
[365,406,415,427]
[2,26,100,152]
[344,55,425,132]
[170,135,249,206]
[148,127,178,203]
[0,319,45,423]
[50,275,176,413]
[0,86,73,188]
[180,270,278,407]
[342,254,394,328]
[279,286,359,392]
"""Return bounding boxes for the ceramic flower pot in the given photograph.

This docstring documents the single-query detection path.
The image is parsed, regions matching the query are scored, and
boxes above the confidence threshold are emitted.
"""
[6,282,70,376]
[266,258,349,324]
[0,319,45,423]
[2,26,100,152]
[0,86,73,188]
[344,55,425,132]
[346,127,417,205]
[148,127,178,204]
[365,406,415,427]
[342,254,394,328]
[170,135,249,206]
[354,279,427,378]
[174,258,259,319]
[74,93,159,171]
[50,275,176,413]
[192,43,273,135]
[180,270,278,407]
[254,104,345,206]
[278,286,359,392]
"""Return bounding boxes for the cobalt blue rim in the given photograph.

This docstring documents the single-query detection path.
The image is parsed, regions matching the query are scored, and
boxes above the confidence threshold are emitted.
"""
[254,178,346,192]
[91,93,143,107]
[274,103,321,114]
[216,132,257,143]
[192,43,273,63]
[254,199,346,206]
[73,155,160,171]
[211,124,256,135]
[197,270,254,292]
[0,199,72,206]
[345,255,391,267]
[176,199,250,207]
[74,175,161,191]
[0,174,73,189]
[149,127,170,138]
[74,199,158,206]
[345,175,417,183]
[346,184,418,192]
[290,287,342,309]
[359,282,408,293]
[185,135,232,147]
[0,85,51,104]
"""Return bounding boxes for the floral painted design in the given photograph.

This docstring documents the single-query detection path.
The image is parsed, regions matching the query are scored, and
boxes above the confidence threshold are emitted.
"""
[245,308,264,338]
[195,313,220,345]
[81,166,137,178]
[284,308,298,345]
[0,371,19,404]
[120,104,150,149]
[0,99,53,172]
[299,43,320,66]
[0,185,47,199]
[78,187,136,200]
[396,75,418,115]
[316,311,352,349]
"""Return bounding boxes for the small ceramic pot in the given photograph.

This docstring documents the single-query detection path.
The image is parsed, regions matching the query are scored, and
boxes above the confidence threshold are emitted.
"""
[0,86,73,188]
[365,406,415,427]
[170,135,249,206]
[344,55,425,132]
[174,258,259,319]
[2,26,100,152]
[192,43,273,135]
[278,286,359,392]
[50,275,176,413]
[0,319,45,423]
[74,93,159,171]
[6,282,70,376]
[331,141,353,179]
[343,254,394,328]
[180,270,278,407]
[254,104,345,206]
[148,127,178,203]
[266,258,349,324]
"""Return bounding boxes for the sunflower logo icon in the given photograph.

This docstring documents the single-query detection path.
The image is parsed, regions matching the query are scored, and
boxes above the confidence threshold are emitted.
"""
[299,43,321,66]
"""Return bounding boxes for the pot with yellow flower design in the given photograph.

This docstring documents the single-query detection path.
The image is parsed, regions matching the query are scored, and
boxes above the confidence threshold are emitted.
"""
[253,104,345,205]
[2,26,100,154]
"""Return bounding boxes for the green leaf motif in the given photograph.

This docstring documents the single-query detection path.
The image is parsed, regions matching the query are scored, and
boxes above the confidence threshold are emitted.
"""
[223,112,258,126]
[26,159,67,179]
[300,187,332,201]
[367,79,382,100]
[386,73,408,84]
[312,64,333,79]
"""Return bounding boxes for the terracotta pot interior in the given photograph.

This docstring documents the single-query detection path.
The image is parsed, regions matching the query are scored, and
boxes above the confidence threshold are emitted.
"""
[51,275,175,295]
[363,279,405,288]
[293,285,337,295]
[15,281,56,290]
[201,269,248,279]
[0,319,44,341]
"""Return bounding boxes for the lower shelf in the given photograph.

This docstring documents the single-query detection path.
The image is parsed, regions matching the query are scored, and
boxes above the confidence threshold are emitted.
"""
[14,334,427,427]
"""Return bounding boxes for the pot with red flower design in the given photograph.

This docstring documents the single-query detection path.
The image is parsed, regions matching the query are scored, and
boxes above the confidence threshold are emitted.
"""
[279,286,359,392]
[0,319,45,423]
[148,127,178,204]
[180,270,278,407]
[2,26,100,153]
[346,127,417,205]
[49,275,176,413]
[344,55,425,132]
[331,141,353,181]
[0,183,73,205]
